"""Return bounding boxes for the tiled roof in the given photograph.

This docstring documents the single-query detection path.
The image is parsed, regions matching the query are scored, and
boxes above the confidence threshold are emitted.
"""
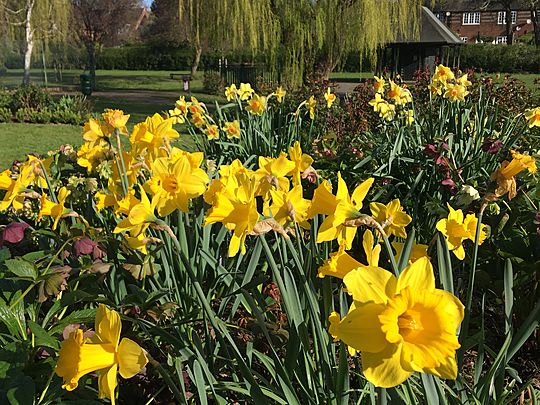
[393,6,463,45]
[431,0,529,12]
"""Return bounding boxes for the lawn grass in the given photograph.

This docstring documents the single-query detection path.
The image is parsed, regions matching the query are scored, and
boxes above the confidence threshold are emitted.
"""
[0,123,82,169]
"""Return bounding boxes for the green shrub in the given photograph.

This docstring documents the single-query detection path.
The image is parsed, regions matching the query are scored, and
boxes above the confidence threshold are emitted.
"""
[460,44,540,73]
[0,90,12,109]
[0,106,11,122]
[10,84,51,111]
[202,71,224,94]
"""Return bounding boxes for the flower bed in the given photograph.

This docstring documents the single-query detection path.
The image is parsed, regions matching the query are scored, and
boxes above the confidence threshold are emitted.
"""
[0,66,538,404]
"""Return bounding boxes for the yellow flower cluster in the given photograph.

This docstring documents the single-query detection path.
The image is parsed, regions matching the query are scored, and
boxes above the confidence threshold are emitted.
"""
[430,64,471,102]
[369,76,414,123]
[204,141,314,256]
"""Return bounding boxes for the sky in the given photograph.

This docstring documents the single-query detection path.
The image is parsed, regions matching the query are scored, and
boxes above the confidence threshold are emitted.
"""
[142,0,153,6]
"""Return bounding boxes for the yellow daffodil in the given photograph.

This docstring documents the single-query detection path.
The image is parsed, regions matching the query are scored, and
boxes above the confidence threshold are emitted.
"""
[429,82,443,96]
[369,93,385,113]
[144,155,209,216]
[318,243,362,278]
[491,150,537,199]
[387,81,403,104]
[191,112,206,128]
[317,174,374,249]
[255,153,295,200]
[204,173,260,257]
[443,84,469,102]
[167,107,186,124]
[246,94,267,116]
[130,114,180,163]
[55,304,148,405]
[205,124,220,140]
[306,96,316,120]
[324,88,337,108]
[433,64,455,83]
[189,97,203,115]
[238,83,254,101]
[77,140,109,173]
[373,76,386,94]
[400,88,413,104]
[525,107,540,128]
[306,180,337,218]
[362,230,381,267]
[287,141,313,186]
[370,199,412,238]
[379,101,396,121]
[392,241,429,263]
[402,110,415,125]
[436,204,486,260]
[114,187,159,237]
[266,185,311,229]
[102,109,130,134]
[222,120,241,139]
[0,169,27,212]
[175,96,189,115]
[38,187,71,231]
[456,74,472,87]
[329,257,464,388]
[274,86,286,103]
[203,160,254,205]
[83,118,109,143]
[225,84,238,101]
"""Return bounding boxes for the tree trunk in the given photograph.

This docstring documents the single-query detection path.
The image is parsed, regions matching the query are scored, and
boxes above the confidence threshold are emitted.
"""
[85,41,97,89]
[505,6,513,45]
[190,43,202,77]
[532,9,540,48]
[22,0,36,86]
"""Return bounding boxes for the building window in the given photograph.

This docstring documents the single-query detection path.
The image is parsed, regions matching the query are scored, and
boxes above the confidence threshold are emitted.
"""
[462,12,481,25]
[435,12,447,22]
[497,11,517,24]
[496,35,508,44]
[460,36,468,43]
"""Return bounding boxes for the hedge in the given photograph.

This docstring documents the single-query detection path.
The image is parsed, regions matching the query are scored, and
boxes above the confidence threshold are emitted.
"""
[459,44,540,73]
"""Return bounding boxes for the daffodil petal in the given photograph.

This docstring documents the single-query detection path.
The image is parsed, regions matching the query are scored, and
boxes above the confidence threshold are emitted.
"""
[329,302,387,353]
[362,343,412,388]
[98,364,118,405]
[343,267,397,305]
[396,257,435,293]
[118,338,148,379]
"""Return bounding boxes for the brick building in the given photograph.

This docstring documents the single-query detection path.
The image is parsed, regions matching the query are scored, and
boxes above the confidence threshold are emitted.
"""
[432,1,534,44]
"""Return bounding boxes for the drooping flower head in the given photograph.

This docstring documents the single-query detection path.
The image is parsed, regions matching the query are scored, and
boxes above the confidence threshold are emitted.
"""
[55,304,148,404]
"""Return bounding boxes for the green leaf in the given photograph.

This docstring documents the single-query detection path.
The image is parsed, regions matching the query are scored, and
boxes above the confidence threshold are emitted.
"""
[28,320,59,350]
[6,375,35,405]
[4,259,37,281]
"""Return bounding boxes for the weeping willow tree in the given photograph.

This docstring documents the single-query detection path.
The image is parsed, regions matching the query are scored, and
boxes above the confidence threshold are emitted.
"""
[179,0,424,86]
[178,0,280,76]
[0,0,70,85]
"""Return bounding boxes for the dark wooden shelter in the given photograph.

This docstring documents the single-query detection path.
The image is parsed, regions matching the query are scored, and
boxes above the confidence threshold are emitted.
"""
[377,6,464,80]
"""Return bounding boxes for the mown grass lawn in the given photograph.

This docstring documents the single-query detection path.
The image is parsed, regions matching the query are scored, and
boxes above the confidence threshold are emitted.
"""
[0,123,82,169]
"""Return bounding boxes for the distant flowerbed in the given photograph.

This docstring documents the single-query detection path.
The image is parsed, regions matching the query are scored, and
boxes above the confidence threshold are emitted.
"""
[0,65,539,404]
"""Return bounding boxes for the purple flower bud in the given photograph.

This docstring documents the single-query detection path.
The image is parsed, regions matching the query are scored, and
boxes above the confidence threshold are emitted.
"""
[482,139,503,154]
[2,222,29,244]
[74,237,98,256]
[424,144,438,157]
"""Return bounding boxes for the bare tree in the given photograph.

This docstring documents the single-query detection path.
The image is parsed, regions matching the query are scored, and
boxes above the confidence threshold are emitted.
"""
[71,0,141,87]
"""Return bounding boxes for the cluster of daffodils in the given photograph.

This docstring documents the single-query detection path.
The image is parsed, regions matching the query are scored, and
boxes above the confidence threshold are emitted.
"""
[225,82,337,121]
[203,142,314,256]
[369,76,414,123]
[429,64,472,102]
